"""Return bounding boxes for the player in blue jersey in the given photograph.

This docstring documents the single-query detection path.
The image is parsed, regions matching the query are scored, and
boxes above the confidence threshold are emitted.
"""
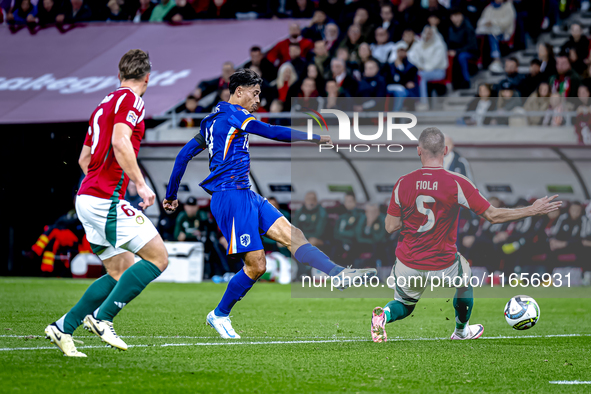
[163,69,377,339]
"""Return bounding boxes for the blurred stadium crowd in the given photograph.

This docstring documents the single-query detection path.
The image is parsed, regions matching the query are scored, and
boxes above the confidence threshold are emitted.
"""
[166,0,578,143]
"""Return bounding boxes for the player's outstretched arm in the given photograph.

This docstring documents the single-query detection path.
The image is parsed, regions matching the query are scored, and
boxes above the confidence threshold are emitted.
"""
[78,145,91,175]
[243,118,332,144]
[112,123,155,209]
[163,134,206,212]
[481,195,562,224]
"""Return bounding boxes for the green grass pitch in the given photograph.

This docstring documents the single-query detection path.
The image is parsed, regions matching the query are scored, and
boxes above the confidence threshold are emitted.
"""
[1,277,590,393]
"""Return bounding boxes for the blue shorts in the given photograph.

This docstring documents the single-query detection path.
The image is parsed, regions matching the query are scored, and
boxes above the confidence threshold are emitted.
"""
[210,189,284,255]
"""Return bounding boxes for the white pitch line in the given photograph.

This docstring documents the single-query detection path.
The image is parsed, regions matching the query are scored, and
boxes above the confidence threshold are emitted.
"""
[1,333,590,352]
[386,333,591,341]
[0,335,367,340]
[0,339,367,352]
[2,333,589,340]
[549,381,591,385]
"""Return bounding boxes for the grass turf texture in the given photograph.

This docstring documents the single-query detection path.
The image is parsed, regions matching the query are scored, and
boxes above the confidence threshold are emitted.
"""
[1,278,590,393]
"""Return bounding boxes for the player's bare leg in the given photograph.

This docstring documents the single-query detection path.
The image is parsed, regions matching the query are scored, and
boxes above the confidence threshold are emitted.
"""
[44,251,134,357]
[265,216,377,289]
[207,249,266,339]
[102,251,136,280]
[84,236,168,350]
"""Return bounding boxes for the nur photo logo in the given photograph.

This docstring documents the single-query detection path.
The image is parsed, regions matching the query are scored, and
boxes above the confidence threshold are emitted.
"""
[304,108,419,153]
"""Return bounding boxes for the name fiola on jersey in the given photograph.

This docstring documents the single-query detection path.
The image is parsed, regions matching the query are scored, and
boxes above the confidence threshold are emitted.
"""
[417,181,438,190]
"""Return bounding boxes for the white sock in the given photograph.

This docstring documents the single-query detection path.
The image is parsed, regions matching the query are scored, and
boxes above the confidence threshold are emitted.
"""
[55,314,67,332]
[455,317,469,337]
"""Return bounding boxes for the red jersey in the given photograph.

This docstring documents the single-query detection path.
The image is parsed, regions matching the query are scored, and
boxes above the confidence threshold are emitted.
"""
[387,166,491,270]
[78,87,146,200]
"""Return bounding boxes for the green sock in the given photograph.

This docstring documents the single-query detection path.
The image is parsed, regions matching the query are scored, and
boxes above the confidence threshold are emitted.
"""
[453,286,474,330]
[384,300,415,323]
[58,274,117,334]
[95,260,162,322]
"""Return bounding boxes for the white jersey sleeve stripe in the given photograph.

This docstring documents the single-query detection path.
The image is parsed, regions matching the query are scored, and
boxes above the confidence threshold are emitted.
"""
[132,93,139,110]
[138,109,145,124]
[114,93,127,114]
[137,98,144,112]
[456,180,471,209]
[394,179,402,207]
[445,168,477,188]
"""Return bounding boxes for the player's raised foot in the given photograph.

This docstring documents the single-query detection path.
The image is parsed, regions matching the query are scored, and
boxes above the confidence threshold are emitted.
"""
[44,323,86,357]
[83,315,128,350]
[206,310,241,339]
[450,324,484,340]
[333,266,378,290]
[371,307,387,343]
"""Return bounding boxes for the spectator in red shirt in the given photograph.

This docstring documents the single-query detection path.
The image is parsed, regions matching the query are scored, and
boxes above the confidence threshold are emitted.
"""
[275,62,299,104]
[267,23,314,67]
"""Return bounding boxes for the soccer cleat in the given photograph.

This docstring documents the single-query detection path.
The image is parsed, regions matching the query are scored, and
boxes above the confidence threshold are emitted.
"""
[450,324,484,340]
[206,310,241,339]
[333,266,378,290]
[44,323,87,357]
[371,307,387,343]
[83,315,128,350]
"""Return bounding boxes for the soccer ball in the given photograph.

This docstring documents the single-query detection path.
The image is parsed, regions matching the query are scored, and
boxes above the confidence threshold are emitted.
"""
[504,295,540,330]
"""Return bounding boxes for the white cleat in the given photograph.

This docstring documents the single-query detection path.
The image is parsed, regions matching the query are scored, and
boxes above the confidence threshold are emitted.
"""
[206,310,241,339]
[450,324,484,340]
[333,266,378,290]
[83,315,128,350]
[44,323,87,357]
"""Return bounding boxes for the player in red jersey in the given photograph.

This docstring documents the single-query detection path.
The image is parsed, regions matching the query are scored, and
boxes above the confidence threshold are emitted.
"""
[44,50,169,357]
[370,127,562,342]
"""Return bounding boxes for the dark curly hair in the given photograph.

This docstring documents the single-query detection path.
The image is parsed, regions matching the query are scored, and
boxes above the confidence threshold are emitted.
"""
[229,68,263,94]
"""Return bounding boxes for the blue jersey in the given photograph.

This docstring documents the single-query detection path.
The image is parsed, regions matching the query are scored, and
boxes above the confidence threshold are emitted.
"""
[199,102,260,193]
[166,101,320,198]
